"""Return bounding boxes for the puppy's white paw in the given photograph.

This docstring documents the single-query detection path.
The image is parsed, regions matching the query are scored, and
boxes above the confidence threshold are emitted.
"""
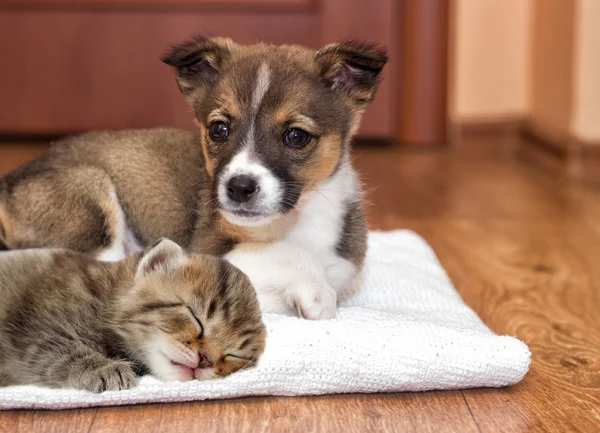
[225,240,338,319]
[288,279,337,320]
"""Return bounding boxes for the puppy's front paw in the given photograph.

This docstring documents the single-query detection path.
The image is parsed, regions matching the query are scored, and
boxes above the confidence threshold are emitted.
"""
[289,279,337,320]
[75,360,137,393]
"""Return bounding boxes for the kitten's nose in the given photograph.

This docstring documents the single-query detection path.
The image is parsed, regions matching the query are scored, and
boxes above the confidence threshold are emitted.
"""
[227,175,259,203]
[198,353,213,369]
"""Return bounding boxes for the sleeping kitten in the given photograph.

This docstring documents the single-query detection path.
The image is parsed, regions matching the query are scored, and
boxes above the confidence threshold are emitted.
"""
[0,238,266,393]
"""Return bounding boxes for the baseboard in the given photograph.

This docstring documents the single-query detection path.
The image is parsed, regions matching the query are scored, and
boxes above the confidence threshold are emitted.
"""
[452,117,526,153]
[517,122,571,177]
[519,120,600,182]
[455,117,525,138]
[455,117,600,182]
[568,136,600,182]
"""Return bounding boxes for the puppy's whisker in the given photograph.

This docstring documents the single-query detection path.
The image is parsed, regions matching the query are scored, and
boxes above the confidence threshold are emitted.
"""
[313,190,337,209]
[199,196,220,212]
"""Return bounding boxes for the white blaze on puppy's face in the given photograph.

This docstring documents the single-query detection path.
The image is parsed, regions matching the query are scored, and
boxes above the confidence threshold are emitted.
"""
[217,62,284,227]
[251,62,271,111]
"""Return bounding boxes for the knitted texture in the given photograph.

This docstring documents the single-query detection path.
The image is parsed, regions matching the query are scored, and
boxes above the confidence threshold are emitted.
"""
[0,230,530,410]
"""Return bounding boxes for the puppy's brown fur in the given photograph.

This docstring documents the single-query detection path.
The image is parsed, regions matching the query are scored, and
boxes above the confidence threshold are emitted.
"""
[0,129,209,254]
[0,37,387,276]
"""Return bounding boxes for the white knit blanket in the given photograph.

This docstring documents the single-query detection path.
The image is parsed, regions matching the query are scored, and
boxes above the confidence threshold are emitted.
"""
[0,230,530,410]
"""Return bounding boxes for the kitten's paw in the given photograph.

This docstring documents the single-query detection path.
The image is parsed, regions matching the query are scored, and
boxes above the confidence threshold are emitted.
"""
[289,279,337,320]
[78,360,137,393]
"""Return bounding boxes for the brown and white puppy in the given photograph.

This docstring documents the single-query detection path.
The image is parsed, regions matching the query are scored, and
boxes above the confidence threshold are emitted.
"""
[0,37,387,319]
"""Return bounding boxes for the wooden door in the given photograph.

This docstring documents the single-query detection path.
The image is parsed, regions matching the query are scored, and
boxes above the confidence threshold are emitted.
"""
[0,0,448,145]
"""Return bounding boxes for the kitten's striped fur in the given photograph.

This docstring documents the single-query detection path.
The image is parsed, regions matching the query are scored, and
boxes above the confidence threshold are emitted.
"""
[0,239,265,392]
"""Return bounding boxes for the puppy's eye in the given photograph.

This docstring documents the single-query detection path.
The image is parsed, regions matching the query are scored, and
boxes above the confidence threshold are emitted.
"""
[283,128,311,149]
[209,121,229,141]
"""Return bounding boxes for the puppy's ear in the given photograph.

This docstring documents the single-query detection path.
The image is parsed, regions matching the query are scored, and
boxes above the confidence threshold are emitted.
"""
[316,40,388,107]
[136,238,186,280]
[161,36,232,95]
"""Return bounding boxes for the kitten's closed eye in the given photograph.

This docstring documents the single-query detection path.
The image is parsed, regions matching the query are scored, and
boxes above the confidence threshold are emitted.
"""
[224,354,253,362]
[186,307,204,339]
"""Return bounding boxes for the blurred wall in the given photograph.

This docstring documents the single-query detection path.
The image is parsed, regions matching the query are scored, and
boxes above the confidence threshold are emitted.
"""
[451,0,600,144]
[450,0,531,122]
[529,0,574,142]
[571,0,600,143]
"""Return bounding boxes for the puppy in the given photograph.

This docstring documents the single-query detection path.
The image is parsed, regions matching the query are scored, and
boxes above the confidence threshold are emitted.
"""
[0,37,387,319]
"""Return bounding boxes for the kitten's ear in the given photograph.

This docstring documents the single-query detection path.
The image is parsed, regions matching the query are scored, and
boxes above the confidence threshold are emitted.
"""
[136,238,186,280]
[161,35,232,95]
[315,40,388,107]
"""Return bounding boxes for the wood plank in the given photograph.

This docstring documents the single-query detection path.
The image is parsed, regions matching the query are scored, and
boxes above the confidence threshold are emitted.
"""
[426,219,600,432]
[87,393,478,433]
[0,393,479,433]
[0,409,97,433]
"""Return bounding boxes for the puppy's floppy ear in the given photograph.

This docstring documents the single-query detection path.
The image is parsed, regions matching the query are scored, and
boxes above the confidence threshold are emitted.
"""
[136,238,186,280]
[161,36,232,95]
[316,40,388,107]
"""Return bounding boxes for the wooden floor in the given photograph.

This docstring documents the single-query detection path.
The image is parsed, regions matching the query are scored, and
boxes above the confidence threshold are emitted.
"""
[1,136,599,432]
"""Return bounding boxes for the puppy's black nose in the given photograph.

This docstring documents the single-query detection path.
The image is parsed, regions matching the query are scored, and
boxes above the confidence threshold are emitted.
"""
[227,175,259,203]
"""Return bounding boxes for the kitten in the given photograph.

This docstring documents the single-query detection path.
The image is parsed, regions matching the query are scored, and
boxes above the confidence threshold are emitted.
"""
[0,239,266,393]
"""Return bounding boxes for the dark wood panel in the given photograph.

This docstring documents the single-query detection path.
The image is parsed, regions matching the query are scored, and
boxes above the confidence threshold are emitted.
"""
[0,10,318,133]
[320,0,394,137]
[0,0,315,12]
[397,0,449,146]
[0,0,398,137]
